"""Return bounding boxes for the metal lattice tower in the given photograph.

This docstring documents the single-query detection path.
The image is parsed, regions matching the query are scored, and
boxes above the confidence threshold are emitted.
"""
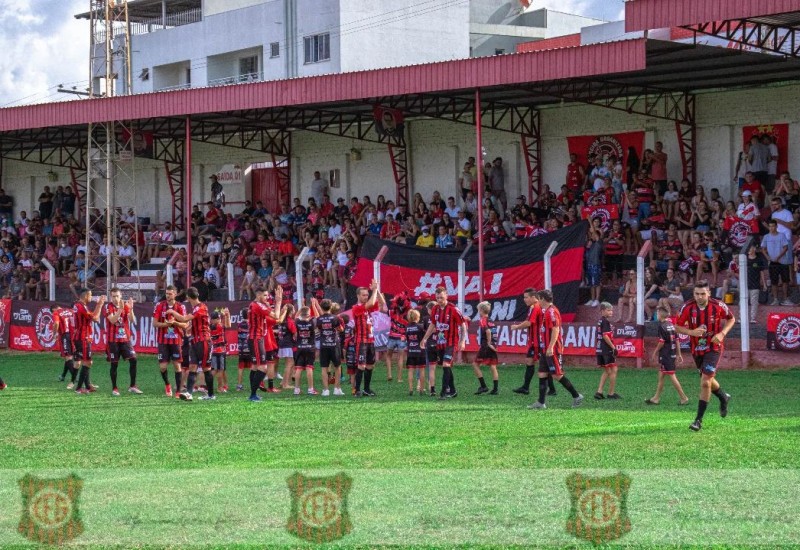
[85,0,141,297]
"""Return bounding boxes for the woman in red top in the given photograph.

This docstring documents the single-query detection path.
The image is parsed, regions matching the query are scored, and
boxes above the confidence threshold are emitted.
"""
[675,200,694,248]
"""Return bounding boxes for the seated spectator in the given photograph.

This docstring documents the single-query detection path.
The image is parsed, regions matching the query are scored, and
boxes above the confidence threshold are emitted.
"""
[206,234,222,266]
[5,274,24,300]
[203,260,221,290]
[435,226,454,249]
[380,214,401,240]
[240,263,257,300]
[416,226,434,247]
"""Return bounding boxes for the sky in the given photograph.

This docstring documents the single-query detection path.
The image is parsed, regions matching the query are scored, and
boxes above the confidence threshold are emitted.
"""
[0,0,624,108]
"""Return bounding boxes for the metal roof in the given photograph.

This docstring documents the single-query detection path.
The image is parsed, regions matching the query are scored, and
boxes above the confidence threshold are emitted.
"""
[625,0,800,33]
[3,38,800,153]
[74,0,201,22]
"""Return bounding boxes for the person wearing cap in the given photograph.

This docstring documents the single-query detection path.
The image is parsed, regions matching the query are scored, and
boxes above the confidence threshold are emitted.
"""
[736,189,759,234]
[415,226,434,248]
[333,197,349,218]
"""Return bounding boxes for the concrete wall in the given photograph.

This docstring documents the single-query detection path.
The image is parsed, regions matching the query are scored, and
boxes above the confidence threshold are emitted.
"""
[2,83,799,221]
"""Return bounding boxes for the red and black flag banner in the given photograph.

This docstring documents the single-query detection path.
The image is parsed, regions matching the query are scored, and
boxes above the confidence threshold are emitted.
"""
[350,222,588,322]
[567,131,645,170]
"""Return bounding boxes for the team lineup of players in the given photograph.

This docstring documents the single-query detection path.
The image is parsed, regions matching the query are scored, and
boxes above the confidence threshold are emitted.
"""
[5,278,732,431]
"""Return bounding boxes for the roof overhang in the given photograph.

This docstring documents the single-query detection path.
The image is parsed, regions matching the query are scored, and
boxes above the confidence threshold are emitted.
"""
[625,0,800,32]
[74,0,201,23]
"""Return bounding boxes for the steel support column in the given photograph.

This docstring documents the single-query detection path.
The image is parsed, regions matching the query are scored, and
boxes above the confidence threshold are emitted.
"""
[267,130,291,210]
[155,136,185,232]
[675,94,697,185]
[69,167,87,222]
[520,110,541,206]
[683,19,800,58]
[475,89,485,301]
[185,116,192,289]
[388,143,409,208]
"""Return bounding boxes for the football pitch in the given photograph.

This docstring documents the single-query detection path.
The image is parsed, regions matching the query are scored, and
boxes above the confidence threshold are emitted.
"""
[0,352,799,548]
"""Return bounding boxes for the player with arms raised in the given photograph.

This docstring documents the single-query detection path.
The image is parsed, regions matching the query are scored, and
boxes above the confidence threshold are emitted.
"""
[105,288,142,396]
[52,304,77,388]
[167,287,214,401]
[352,279,385,397]
[247,287,283,402]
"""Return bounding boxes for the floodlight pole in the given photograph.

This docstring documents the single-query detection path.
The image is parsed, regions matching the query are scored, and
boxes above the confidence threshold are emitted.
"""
[458,242,472,313]
[475,88,485,301]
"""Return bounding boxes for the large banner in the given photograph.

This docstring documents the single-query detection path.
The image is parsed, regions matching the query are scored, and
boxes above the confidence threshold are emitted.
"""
[767,312,800,352]
[567,131,645,171]
[9,301,247,354]
[581,204,619,232]
[0,299,9,349]
[350,223,588,322]
[743,124,789,174]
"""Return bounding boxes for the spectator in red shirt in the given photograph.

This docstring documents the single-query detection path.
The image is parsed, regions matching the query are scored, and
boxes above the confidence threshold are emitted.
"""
[739,172,765,208]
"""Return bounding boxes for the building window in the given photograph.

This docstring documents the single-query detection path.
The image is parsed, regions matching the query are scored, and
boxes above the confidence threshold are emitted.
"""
[270,42,280,58]
[304,33,330,64]
[494,48,505,55]
[239,55,259,78]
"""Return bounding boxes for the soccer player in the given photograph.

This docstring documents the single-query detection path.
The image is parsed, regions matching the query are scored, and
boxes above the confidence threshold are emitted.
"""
[105,288,142,396]
[153,285,186,396]
[404,309,427,395]
[73,288,106,395]
[293,306,318,395]
[594,302,620,400]
[512,288,556,396]
[647,305,689,405]
[472,301,499,395]
[236,308,251,391]
[277,303,297,391]
[527,289,583,410]
[316,299,345,396]
[52,304,77,388]
[422,300,439,396]
[341,314,357,392]
[385,292,409,382]
[352,279,386,397]
[421,286,468,399]
[247,287,283,401]
[167,287,214,401]
[675,280,734,431]
[210,308,231,393]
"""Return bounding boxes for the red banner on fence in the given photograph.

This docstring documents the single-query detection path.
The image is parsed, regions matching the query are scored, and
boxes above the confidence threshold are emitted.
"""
[581,204,619,232]
[567,131,645,172]
[0,299,9,349]
[767,312,800,352]
[743,124,789,175]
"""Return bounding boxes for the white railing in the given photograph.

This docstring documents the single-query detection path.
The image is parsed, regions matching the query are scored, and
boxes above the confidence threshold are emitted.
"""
[41,259,57,302]
[543,241,558,291]
[208,72,264,87]
[157,83,192,92]
[129,8,202,35]
[227,262,235,302]
[295,247,312,310]
[457,242,472,313]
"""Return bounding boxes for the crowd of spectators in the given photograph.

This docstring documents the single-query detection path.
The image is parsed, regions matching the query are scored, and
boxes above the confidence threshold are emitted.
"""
[1,138,798,317]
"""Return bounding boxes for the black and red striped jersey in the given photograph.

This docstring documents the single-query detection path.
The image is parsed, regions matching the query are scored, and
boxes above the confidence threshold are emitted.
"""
[478,317,498,352]
[210,323,226,354]
[527,304,542,350]
[105,302,132,343]
[538,305,564,355]
[389,307,409,339]
[352,303,378,344]
[247,302,270,339]
[676,298,733,355]
[405,322,425,356]
[153,300,185,344]
[190,303,210,343]
[596,317,614,355]
[54,307,74,336]
[73,301,94,342]
[431,302,466,347]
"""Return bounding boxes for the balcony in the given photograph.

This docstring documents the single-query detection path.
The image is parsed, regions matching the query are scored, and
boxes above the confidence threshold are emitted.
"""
[207,72,264,87]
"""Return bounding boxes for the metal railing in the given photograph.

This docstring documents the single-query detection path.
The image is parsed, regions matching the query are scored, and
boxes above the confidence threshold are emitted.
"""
[130,8,202,35]
[208,72,264,87]
[41,259,56,302]
[156,83,192,92]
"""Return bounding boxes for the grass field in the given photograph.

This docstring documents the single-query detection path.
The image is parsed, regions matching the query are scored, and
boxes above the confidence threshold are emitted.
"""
[0,353,799,548]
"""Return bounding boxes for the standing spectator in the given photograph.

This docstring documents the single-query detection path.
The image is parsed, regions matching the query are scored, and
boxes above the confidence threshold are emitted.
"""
[763,134,779,195]
[565,153,585,193]
[38,186,54,220]
[584,217,604,307]
[489,157,507,210]
[747,134,770,188]
[60,187,76,218]
[310,171,327,207]
[625,147,640,187]
[210,174,224,209]
[651,141,668,196]
[0,189,13,221]
[768,197,793,242]
[459,162,475,202]
[761,219,793,305]
[740,172,765,208]
[734,142,752,189]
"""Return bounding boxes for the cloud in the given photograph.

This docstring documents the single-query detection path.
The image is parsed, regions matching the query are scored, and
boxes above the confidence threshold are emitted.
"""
[0,0,87,106]
[527,0,625,22]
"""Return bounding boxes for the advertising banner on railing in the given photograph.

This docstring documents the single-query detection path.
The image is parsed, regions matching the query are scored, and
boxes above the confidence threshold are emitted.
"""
[350,223,587,323]
[0,299,9,349]
[767,312,800,352]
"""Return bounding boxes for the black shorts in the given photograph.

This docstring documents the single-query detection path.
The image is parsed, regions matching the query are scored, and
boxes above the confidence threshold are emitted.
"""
[73,339,92,362]
[238,356,253,369]
[476,347,498,365]
[250,339,274,365]
[406,354,426,368]
[694,351,721,376]
[769,263,790,285]
[319,347,341,369]
[107,342,136,362]
[181,339,191,368]
[526,344,538,360]
[345,346,356,370]
[659,359,676,375]
[158,343,182,363]
[436,345,455,366]
[210,353,226,371]
[189,341,210,368]
[60,333,73,358]
[596,353,616,368]
[355,342,376,366]
[538,353,563,377]
[294,349,316,368]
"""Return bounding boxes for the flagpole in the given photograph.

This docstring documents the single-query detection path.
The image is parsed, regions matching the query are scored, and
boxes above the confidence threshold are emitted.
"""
[475,89,485,301]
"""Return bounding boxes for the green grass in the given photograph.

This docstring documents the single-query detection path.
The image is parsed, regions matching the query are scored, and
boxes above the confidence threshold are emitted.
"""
[0,353,799,548]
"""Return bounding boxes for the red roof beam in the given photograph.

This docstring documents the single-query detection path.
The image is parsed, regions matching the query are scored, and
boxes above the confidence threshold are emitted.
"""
[625,0,800,33]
